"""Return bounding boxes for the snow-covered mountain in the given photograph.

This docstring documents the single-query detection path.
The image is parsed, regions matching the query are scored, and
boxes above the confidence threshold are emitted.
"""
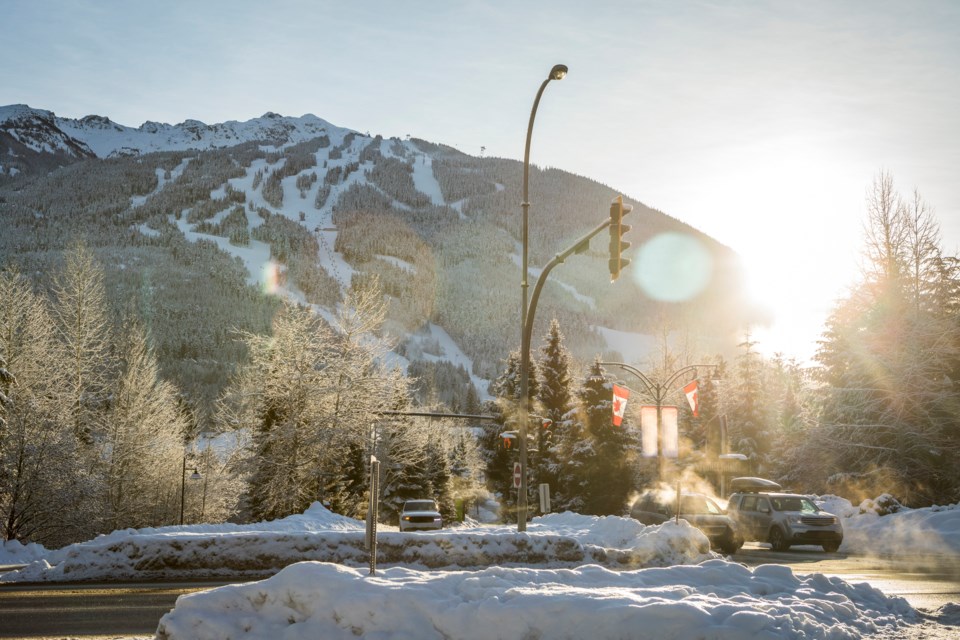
[0,104,347,164]
[0,102,756,415]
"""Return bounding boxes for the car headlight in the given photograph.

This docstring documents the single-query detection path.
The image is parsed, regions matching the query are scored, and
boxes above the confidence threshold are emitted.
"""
[789,515,803,525]
[402,516,411,521]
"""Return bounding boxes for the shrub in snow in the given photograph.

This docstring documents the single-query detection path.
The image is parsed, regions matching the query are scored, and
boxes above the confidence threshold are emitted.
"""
[859,494,904,516]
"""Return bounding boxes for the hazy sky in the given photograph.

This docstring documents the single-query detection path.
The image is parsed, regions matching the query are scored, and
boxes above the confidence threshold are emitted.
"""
[3,0,959,361]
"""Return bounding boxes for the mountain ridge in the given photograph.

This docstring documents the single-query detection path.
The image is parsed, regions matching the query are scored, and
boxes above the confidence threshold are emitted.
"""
[0,104,347,162]
[0,102,757,416]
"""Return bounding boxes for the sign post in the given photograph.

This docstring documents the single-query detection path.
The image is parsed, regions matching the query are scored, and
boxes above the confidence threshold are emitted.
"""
[366,455,380,576]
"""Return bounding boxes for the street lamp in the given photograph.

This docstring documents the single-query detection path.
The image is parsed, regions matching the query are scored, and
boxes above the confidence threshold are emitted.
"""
[519,63,567,532]
[600,362,718,479]
[179,456,202,526]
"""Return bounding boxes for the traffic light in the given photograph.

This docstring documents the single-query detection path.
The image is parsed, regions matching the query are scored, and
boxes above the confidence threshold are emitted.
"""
[608,195,633,281]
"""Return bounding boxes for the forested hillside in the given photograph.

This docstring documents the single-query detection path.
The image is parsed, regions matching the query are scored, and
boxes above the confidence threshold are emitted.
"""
[0,110,758,418]
[3,110,959,547]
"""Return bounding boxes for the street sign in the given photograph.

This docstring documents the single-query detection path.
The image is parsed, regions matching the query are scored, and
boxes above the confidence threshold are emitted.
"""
[513,462,522,489]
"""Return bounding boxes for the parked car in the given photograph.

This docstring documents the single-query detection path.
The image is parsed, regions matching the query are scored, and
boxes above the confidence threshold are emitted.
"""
[630,491,743,555]
[726,478,843,552]
[399,499,443,532]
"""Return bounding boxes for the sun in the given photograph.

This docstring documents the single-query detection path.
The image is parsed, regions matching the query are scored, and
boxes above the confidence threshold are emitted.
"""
[668,131,868,363]
[739,238,859,363]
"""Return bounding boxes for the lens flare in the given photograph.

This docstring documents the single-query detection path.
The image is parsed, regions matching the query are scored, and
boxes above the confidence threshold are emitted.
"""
[261,261,281,294]
[631,232,713,302]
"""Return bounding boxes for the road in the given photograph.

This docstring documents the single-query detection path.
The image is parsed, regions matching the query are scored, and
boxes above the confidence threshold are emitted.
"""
[735,543,960,611]
[1,552,958,638]
[0,576,232,639]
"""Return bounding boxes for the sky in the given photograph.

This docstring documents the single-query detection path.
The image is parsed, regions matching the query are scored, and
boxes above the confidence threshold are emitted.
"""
[3,0,959,362]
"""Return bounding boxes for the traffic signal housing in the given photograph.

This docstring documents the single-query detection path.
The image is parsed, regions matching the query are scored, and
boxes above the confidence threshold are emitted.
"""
[608,195,633,281]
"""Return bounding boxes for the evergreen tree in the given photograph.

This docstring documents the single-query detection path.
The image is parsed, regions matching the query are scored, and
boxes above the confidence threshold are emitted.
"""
[536,319,575,502]
[230,303,336,521]
[726,336,770,475]
[102,322,187,529]
[0,268,89,545]
[576,358,636,515]
[476,398,517,522]
[806,173,960,504]
[49,243,114,447]
[379,419,429,521]
[423,437,454,518]
[552,414,591,514]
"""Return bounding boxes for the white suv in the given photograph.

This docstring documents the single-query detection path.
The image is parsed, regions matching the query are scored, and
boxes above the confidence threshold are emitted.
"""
[399,499,443,532]
[726,480,843,552]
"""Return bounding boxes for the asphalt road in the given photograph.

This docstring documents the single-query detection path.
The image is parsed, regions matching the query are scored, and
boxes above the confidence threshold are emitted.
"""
[1,551,958,638]
[0,578,232,639]
[735,543,960,611]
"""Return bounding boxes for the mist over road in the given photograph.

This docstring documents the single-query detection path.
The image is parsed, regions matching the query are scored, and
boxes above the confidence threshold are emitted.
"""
[735,543,960,611]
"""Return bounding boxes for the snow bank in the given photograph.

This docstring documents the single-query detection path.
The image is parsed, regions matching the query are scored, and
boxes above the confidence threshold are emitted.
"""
[156,560,916,640]
[0,539,49,565]
[3,506,710,583]
[817,496,960,556]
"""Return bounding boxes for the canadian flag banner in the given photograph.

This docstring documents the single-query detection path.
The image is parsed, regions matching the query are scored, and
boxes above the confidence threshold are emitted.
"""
[683,380,699,417]
[612,384,630,426]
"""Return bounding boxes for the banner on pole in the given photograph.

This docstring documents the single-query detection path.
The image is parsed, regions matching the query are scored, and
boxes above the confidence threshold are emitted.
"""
[612,384,630,426]
[683,380,699,417]
[640,405,658,457]
[662,405,679,458]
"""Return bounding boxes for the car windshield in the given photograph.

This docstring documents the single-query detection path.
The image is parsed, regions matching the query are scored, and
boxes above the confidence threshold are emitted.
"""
[680,495,721,515]
[404,501,437,511]
[770,497,818,513]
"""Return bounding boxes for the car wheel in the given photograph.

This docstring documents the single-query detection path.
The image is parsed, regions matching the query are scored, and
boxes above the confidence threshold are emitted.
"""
[769,527,790,551]
[822,542,840,552]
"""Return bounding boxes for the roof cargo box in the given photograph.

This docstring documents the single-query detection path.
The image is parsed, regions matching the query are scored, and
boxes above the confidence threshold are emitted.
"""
[729,477,782,493]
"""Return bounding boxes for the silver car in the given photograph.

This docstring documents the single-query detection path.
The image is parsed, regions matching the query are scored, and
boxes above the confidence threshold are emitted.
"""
[727,489,843,552]
[399,499,443,532]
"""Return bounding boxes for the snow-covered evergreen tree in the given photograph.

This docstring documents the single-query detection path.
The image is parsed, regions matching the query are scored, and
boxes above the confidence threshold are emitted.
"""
[49,243,114,447]
[102,322,187,530]
[536,319,575,503]
[0,267,90,546]
[576,358,636,515]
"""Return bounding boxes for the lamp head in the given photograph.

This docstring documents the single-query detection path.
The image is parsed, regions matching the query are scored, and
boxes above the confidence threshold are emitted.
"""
[549,64,568,80]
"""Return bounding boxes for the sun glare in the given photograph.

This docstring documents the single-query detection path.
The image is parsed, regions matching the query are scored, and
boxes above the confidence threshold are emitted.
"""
[740,241,857,363]
[672,130,867,363]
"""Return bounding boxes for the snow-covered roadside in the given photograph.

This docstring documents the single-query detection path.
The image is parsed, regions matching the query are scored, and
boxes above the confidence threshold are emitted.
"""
[819,496,960,556]
[1,507,712,583]
[154,560,921,640]
[3,502,959,639]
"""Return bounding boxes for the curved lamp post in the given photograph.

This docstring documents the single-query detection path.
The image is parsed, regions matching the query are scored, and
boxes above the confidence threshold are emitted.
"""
[518,63,567,532]
[600,362,719,480]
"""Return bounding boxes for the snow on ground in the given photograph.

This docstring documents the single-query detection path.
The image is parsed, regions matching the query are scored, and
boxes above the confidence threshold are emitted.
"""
[154,560,917,640]
[0,508,712,583]
[594,324,658,364]
[406,145,445,206]
[406,322,493,401]
[510,250,598,310]
[172,213,276,290]
[2,501,959,638]
[819,495,960,556]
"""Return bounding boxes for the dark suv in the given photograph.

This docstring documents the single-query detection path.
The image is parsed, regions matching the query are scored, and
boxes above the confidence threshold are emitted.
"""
[726,479,843,552]
[630,492,743,555]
